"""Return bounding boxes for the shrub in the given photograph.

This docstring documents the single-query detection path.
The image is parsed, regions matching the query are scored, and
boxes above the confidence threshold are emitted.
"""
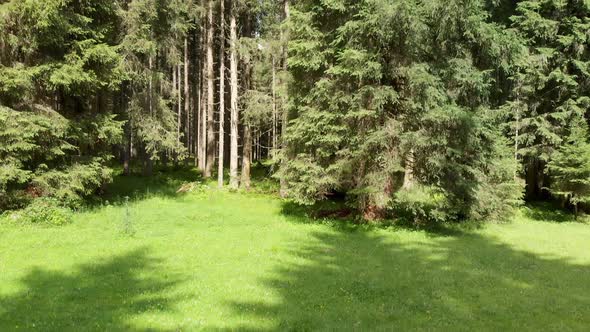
[6,197,72,226]
[390,185,452,225]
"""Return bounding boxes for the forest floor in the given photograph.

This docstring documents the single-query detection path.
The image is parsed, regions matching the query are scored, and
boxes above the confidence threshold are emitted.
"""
[1,167,590,331]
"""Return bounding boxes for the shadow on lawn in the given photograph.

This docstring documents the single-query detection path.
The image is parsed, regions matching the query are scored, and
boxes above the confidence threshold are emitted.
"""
[221,225,590,330]
[0,248,180,331]
[91,167,202,207]
[521,202,585,223]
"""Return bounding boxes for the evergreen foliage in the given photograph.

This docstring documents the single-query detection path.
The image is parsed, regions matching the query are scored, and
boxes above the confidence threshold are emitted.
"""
[1,0,588,222]
[0,0,124,210]
[282,0,523,220]
[508,0,590,197]
[547,115,590,215]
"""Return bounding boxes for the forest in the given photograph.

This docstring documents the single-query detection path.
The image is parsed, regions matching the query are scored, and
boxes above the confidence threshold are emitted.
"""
[1,0,590,221]
[1,0,590,330]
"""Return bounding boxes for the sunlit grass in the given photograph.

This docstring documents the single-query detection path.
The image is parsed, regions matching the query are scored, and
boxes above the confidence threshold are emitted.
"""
[1,169,589,331]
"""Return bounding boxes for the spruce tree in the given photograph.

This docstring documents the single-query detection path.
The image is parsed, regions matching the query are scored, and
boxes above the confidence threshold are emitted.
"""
[509,0,590,199]
[0,0,125,208]
[282,0,523,220]
[547,115,590,217]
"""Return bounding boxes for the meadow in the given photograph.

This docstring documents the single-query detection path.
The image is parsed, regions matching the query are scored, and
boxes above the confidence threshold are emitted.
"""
[1,169,589,331]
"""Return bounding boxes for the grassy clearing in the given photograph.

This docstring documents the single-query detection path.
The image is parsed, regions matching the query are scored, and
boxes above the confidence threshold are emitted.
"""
[1,169,590,331]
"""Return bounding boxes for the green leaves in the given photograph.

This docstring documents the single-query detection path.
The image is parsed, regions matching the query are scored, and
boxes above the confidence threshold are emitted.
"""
[0,64,35,105]
[283,0,522,220]
[547,116,590,206]
[507,0,590,201]
[0,106,121,209]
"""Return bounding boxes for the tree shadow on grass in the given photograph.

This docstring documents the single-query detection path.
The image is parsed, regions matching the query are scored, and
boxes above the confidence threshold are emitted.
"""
[86,167,202,209]
[220,226,590,330]
[279,200,478,236]
[0,248,180,331]
[521,202,585,223]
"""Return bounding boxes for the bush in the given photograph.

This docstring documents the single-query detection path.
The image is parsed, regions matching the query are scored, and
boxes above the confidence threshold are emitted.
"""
[4,197,72,226]
[390,185,452,225]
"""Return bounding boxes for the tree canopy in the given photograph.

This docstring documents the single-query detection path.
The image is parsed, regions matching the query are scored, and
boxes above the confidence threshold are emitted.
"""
[1,0,589,222]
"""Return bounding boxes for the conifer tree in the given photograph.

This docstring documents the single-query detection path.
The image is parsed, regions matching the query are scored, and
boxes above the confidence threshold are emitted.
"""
[547,115,590,217]
[0,0,125,208]
[282,0,522,220]
[509,0,590,198]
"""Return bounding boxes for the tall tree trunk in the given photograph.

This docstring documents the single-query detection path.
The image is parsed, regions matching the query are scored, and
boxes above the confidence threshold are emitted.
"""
[145,158,153,177]
[217,0,226,187]
[514,105,520,180]
[279,0,290,198]
[200,56,207,171]
[272,56,277,153]
[240,16,254,189]
[402,149,414,189]
[229,9,239,189]
[124,119,132,176]
[177,63,182,167]
[198,39,207,171]
[173,66,179,167]
[241,124,252,190]
[205,0,215,178]
[143,145,153,177]
[197,46,202,168]
[256,131,261,162]
[196,62,202,167]
[148,56,153,116]
[254,131,258,162]
[184,38,190,165]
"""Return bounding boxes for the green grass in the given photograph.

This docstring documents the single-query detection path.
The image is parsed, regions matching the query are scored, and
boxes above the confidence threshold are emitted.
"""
[1,169,590,331]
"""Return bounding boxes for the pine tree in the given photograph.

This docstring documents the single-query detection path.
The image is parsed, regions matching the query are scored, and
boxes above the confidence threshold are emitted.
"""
[0,0,125,208]
[547,115,590,217]
[509,0,590,199]
[282,0,522,220]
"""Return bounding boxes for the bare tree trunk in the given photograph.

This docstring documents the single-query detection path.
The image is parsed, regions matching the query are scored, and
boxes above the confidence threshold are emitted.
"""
[514,104,520,180]
[402,149,414,189]
[254,130,258,162]
[218,0,226,187]
[143,54,154,179]
[205,0,215,178]
[148,56,153,116]
[124,119,132,176]
[279,0,290,198]
[145,158,153,176]
[177,64,182,166]
[195,27,202,168]
[184,38,190,165]
[198,59,201,168]
[172,66,179,167]
[241,124,252,190]
[256,131,261,162]
[240,17,255,189]
[197,14,208,172]
[199,43,207,171]
[143,145,153,177]
[272,56,277,153]
[196,64,203,168]
[229,8,239,189]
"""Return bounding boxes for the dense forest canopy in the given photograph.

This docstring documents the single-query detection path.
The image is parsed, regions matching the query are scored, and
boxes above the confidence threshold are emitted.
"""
[1,0,589,222]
